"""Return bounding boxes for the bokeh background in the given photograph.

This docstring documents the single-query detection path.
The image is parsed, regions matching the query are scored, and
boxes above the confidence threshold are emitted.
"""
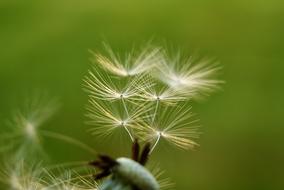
[1,0,284,189]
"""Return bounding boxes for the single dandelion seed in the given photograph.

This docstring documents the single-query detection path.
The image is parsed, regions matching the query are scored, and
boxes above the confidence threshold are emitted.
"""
[89,43,162,77]
[0,94,59,157]
[86,99,150,141]
[155,53,223,98]
[138,104,200,152]
[84,66,153,104]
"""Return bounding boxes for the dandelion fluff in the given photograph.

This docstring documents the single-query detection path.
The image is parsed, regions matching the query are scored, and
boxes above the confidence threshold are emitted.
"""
[137,104,200,151]
[154,54,223,98]
[89,44,162,77]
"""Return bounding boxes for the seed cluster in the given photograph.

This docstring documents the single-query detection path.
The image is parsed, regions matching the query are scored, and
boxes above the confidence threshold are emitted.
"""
[85,45,222,151]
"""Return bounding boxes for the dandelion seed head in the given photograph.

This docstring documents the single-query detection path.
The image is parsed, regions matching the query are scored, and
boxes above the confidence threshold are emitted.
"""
[85,45,222,152]
[116,158,159,190]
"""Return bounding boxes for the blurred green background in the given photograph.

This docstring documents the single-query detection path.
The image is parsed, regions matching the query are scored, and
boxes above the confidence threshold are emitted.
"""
[1,0,284,189]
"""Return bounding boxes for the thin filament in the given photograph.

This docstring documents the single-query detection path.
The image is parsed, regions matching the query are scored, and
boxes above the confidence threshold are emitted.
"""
[41,130,97,155]
[151,100,159,125]
[121,97,134,142]
[150,133,161,154]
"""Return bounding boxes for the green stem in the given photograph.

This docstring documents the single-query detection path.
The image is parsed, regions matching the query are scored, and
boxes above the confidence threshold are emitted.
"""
[41,130,97,155]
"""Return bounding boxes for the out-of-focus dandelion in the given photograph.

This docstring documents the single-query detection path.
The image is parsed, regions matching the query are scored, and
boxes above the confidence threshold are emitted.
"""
[12,94,59,142]
[0,92,98,159]
[0,159,98,190]
[0,160,47,190]
[0,94,60,158]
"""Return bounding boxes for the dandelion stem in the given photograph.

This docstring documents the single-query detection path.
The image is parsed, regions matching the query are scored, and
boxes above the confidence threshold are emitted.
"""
[123,125,134,142]
[41,130,97,155]
[121,97,129,117]
[150,132,161,154]
[152,100,159,125]
[121,97,134,142]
